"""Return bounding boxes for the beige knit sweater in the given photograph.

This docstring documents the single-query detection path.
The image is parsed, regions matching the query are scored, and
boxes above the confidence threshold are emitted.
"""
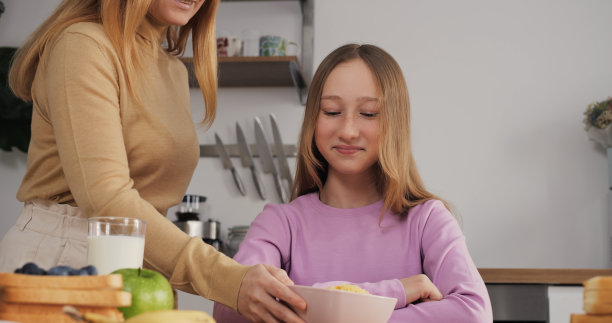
[16,19,248,310]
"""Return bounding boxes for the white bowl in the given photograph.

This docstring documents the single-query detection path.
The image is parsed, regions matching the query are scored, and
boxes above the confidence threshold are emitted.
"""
[288,285,396,323]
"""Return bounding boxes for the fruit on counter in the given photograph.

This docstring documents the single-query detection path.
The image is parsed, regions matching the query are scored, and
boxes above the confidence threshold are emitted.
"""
[15,262,46,275]
[74,265,98,275]
[125,310,215,323]
[47,265,72,276]
[14,262,98,275]
[63,306,121,323]
[75,309,215,323]
[84,312,122,323]
[112,268,174,319]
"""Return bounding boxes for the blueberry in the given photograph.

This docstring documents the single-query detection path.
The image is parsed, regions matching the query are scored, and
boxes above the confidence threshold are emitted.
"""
[81,265,98,275]
[47,265,72,276]
[20,262,46,275]
[68,268,89,276]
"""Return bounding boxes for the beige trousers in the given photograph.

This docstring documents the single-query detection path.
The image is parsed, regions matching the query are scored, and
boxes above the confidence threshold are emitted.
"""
[0,199,88,273]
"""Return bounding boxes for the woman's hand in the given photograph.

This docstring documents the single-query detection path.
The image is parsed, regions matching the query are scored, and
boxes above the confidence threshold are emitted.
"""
[237,264,307,323]
[400,274,443,305]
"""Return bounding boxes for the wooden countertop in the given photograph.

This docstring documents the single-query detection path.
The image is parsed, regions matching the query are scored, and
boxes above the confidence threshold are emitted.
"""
[478,268,612,285]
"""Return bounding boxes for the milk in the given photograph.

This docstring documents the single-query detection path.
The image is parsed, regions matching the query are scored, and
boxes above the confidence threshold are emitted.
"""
[87,235,145,275]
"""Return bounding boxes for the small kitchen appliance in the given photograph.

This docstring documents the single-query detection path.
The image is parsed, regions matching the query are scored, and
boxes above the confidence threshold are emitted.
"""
[173,195,207,238]
[203,219,222,250]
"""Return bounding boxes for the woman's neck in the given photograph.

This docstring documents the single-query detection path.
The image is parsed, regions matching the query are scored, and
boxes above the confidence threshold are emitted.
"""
[319,170,381,209]
[138,15,168,43]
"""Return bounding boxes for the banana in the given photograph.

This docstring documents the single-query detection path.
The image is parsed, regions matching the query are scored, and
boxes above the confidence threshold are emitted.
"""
[125,310,215,323]
[83,312,121,323]
[76,308,215,323]
[63,306,121,323]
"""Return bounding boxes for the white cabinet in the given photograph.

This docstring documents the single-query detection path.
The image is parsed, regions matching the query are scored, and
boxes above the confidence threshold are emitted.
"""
[548,286,583,323]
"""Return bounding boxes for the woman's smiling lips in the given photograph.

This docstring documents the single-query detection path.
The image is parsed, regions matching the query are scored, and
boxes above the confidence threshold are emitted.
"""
[174,0,197,9]
[334,145,363,155]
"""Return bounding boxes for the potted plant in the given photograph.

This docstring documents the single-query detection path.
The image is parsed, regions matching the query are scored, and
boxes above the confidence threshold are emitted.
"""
[583,97,612,189]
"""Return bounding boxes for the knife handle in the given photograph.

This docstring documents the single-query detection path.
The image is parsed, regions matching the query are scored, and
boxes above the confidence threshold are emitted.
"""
[250,166,266,200]
[231,168,247,196]
[273,173,289,203]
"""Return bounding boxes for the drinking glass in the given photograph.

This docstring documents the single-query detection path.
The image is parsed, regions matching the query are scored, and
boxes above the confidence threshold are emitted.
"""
[242,29,261,57]
[87,217,146,275]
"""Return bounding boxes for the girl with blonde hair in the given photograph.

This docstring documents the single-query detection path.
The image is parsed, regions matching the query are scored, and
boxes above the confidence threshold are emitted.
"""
[214,43,492,322]
[0,1,305,321]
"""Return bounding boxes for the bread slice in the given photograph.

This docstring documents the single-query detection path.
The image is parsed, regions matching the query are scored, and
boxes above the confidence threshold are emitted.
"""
[0,273,122,290]
[0,312,83,323]
[584,290,612,305]
[1,287,131,307]
[0,272,129,321]
[0,302,123,321]
[584,300,612,315]
[571,313,612,323]
[584,276,612,291]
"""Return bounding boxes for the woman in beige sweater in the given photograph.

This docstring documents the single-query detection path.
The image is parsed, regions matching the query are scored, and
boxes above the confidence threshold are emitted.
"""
[0,0,305,322]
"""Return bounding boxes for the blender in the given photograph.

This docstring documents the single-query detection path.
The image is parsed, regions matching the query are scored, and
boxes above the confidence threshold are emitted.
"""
[173,195,206,238]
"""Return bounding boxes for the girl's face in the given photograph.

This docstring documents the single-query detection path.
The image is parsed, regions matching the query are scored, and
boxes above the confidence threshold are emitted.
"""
[149,0,205,26]
[315,58,382,178]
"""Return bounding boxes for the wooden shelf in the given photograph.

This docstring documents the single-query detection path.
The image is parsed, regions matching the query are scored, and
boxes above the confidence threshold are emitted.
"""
[181,56,307,103]
[185,0,313,104]
[478,268,612,285]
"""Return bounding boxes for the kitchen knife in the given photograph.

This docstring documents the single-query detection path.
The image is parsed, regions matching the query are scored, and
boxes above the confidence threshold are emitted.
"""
[236,122,266,200]
[254,117,289,203]
[214,133,247,196]
[269,113,293,191]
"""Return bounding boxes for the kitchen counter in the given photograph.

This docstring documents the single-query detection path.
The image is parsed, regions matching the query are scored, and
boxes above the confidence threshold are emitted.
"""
[477,268,612,323]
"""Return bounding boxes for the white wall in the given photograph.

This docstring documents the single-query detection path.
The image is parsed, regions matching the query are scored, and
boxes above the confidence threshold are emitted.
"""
[317,0,612,269]
[1,0,612,312]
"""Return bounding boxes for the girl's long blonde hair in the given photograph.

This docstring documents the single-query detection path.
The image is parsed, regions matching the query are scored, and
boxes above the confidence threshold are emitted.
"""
[292,43,448,215]
[9,0,219,125]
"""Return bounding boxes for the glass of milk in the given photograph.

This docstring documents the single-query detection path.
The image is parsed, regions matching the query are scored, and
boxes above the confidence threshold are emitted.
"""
[87,217,146,275]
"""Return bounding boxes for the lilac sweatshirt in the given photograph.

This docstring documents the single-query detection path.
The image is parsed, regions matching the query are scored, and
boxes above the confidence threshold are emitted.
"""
[213,193,492,322]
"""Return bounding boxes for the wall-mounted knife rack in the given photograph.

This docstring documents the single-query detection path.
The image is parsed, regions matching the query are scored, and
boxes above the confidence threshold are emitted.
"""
[199,144,297,158]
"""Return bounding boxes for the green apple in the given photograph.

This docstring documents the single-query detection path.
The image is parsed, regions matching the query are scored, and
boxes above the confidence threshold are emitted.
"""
[112,268,174,319]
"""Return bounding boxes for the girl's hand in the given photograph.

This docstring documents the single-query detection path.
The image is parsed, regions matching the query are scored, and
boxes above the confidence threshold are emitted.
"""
[399,274,443,305]
[237,264,307,323]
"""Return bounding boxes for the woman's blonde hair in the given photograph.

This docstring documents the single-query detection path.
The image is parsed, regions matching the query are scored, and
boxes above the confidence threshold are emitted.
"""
[8,0,219,125]
[292,43,448,215]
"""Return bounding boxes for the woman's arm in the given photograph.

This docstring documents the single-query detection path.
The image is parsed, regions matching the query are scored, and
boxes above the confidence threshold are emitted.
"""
[43,28,306,321]
[46,30,304,322]
[213,204,294,322]
[44,26,243,297]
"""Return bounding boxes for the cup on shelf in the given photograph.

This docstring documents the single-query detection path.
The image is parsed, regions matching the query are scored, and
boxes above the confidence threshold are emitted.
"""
[87,217,146,275]
[242,29,261,57]
[217,36,242,57]
[259,35,299,57]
